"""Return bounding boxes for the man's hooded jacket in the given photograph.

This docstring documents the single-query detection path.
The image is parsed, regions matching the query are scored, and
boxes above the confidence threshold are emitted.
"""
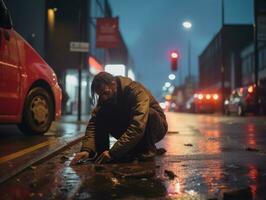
[81,76,167,159]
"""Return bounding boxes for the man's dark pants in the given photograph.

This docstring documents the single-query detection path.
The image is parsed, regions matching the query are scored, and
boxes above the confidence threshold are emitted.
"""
[94,106,167,158]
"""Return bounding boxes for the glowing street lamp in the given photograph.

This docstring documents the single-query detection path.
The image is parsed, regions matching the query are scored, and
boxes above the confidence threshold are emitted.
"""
[164,82,171,88]
[168,73,176,80]
[182,21,192,29]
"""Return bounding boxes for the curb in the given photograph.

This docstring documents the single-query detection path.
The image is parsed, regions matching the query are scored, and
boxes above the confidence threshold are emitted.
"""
[0,133,85,184]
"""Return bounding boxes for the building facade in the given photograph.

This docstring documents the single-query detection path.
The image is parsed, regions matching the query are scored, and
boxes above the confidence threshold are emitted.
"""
[241,42,266,86]
[199,25,253,96]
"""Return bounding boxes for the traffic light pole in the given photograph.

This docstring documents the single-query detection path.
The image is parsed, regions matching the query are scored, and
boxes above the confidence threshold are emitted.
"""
[188,39,191,78]
[221,0,225,113]
[78,2,83,122]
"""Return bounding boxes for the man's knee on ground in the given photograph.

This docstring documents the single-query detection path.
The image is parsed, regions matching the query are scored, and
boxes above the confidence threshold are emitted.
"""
[148,108,159,122]
[147,109,167,143]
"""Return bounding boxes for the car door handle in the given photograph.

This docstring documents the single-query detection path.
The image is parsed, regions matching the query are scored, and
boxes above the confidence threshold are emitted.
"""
[4,30,10,41]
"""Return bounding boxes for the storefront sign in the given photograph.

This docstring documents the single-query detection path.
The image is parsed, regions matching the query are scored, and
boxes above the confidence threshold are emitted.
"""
[96,17,120,48]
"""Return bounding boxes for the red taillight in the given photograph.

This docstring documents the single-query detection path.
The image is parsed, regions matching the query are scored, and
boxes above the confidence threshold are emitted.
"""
[248,86,253,93]
[206,94,211,100]
[198,94,203,100]
[239,87,243,94]
[213,94,219,100]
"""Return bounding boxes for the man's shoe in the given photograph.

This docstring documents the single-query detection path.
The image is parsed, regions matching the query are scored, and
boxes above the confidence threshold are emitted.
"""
[138,150,156,161]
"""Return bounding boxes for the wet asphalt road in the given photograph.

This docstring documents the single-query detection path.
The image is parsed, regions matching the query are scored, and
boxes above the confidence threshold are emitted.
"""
[0,112,266,199]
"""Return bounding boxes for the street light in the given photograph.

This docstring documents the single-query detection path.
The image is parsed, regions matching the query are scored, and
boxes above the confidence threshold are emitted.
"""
[182,21,192,29]
[182,20,192,79]
[164,82,171,88]
[168,73,176,80]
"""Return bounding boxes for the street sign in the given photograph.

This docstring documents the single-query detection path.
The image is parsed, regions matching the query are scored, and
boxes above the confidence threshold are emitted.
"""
[70,42,89,52]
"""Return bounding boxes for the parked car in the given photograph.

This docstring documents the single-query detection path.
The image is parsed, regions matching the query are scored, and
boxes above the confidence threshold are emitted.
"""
[185,92,221,113]
[0,0,61,134]
[224,84,266,116]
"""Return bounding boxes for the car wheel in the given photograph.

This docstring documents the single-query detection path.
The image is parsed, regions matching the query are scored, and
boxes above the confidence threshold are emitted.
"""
[18,87,54,135]
[237,105,244,116]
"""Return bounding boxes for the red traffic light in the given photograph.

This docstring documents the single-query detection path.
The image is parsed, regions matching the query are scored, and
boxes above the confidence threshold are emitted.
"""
[170,51,179,71]
[171,52,178,59]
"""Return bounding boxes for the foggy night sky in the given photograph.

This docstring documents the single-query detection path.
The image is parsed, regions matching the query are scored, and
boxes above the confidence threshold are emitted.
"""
[109,0,254,99]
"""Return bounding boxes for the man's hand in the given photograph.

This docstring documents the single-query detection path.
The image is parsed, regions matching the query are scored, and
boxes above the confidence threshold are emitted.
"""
[95,150,111,164]
[70,151,89,165]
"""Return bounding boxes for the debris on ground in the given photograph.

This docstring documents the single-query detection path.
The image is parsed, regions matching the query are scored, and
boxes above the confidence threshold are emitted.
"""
[113,166,156,178]
[245,147,259,152]
[167,131,179,134]
[164,170,177,180]
[30,166,37,170]
[156,148,167,155]
[184,143,193,147]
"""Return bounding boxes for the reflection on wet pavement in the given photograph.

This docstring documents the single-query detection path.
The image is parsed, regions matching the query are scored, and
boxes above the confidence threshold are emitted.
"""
[1,113,266,199]
[246,123,257,147]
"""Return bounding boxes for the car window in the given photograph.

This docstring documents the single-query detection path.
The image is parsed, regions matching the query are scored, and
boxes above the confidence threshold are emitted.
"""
[0,0,7,13]
[0,0,8,28]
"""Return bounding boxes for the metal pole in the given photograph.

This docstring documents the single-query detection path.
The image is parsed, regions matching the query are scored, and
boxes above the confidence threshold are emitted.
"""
[179,64,182,86]
[254,0,259,112]
[222,0,224,25]
[221,0,225,113]
[77,3,82,122]
[188,39,191,78]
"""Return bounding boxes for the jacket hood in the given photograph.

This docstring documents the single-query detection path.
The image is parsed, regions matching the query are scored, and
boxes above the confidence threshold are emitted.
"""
[116,76,133,91]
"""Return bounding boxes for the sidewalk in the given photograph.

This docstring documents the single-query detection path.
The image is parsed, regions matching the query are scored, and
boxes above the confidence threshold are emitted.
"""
[59,114,91,125]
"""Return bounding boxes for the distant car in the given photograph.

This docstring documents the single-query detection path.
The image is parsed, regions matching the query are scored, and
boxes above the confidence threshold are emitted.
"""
[224,84,266,116]
[186,92,221,113]
[159,101,178,112]
[0,0,61,134]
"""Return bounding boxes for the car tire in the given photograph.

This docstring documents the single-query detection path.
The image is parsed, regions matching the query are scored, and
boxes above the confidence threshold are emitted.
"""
[18,87,54,135]
[237,105,244,116]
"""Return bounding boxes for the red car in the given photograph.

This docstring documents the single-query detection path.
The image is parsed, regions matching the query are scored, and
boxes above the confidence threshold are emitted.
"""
[186,91,221,113]
[0,1,61,134]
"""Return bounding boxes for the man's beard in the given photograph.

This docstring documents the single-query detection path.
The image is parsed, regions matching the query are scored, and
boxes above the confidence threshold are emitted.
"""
[100,92,117,107]
[104,96,117,106]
